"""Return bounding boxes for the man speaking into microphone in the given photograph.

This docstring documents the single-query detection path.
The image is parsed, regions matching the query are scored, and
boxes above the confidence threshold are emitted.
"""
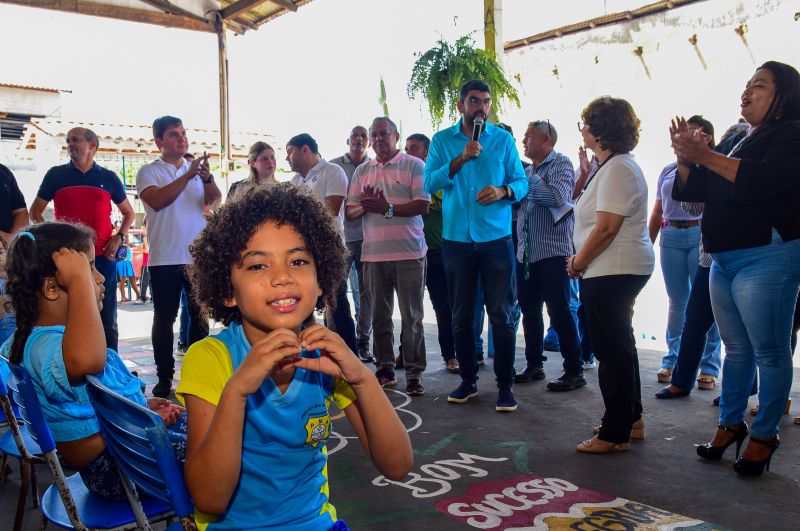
[424,79,527,412]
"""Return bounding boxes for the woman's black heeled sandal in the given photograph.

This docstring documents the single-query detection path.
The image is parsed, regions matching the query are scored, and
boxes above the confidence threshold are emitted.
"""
[734,435,780,477]
[696,423,749,461]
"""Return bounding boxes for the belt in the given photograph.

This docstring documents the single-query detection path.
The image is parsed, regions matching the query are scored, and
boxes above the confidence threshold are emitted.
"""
[667,220,700,228]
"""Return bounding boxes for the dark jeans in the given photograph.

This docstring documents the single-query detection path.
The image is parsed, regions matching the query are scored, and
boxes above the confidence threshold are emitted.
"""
[425,249,455,360]
[792,294,800,352]
[139,264,151,300]
[442,237,516,388]
[330,283,358,354]
[178,289,189,345]
[346,240,372,351]
[96,255,118,352]
[517,256,582,374]
[582,274,650,444]
[671,266,715,390]
[149,265,208,379]
[474,275,521,356]
[576,298,595,363]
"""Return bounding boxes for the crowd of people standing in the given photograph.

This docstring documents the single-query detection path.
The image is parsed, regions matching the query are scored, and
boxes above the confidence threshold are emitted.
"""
[1,60,799,484]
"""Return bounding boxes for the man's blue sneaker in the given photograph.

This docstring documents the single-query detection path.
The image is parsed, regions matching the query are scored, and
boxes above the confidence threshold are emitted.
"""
[496,387,517,412]
[448,381,478,403]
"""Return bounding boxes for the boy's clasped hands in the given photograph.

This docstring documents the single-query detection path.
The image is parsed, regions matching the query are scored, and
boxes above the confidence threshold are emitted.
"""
[147,398,185,425]
[229,324,370,398]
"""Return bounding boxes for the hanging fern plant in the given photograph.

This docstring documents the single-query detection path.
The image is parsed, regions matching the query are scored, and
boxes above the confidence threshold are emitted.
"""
[408,34,520,130]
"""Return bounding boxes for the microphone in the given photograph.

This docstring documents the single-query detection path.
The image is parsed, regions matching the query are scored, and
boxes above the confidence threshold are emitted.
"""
[472,117,484,142]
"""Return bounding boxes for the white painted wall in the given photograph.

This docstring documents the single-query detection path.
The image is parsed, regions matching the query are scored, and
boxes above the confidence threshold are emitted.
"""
[501,0,800,348]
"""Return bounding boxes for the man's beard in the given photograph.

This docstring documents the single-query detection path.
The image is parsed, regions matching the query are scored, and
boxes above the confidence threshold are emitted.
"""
[465,112,486,128]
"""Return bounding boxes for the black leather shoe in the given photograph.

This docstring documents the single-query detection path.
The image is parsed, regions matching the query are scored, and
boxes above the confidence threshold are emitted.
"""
[515,366,545,383]
[655,386,691,399]
[152,377,172,398]
[546,372,587,391]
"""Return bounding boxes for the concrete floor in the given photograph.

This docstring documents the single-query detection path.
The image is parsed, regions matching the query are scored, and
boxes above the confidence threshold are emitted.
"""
[2,313,799,530]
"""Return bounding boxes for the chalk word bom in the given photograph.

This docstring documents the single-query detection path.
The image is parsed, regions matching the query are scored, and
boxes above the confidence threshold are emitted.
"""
[373,453,508,498]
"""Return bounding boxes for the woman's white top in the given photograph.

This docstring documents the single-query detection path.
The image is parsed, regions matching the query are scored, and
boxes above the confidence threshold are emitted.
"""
[573,153,655,279]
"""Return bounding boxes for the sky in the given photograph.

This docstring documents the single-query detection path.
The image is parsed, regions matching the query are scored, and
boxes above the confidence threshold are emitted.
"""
[0,0,648,164]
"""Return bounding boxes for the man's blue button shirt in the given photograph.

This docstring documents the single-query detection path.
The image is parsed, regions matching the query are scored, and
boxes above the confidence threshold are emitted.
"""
[424,120,527,243]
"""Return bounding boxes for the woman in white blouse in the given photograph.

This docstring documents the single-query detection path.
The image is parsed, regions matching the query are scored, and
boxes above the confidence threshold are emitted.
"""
[568,96,655,453]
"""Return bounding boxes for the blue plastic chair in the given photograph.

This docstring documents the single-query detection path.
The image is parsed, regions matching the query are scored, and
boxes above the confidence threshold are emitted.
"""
[0,368,44,531]
[86,375,197,530]
[8,364,174,530]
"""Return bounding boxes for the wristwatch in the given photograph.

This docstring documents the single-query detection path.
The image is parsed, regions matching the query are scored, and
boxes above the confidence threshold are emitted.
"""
[202,174,215,184]
[504,186,514,200]
[117,233,127,244]
[384,204,395,219]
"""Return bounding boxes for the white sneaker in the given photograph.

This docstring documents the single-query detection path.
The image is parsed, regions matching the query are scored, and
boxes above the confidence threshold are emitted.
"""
[583,360,597,369]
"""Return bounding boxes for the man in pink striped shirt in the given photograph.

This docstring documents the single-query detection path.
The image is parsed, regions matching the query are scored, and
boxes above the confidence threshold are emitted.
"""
[346,117,431,396]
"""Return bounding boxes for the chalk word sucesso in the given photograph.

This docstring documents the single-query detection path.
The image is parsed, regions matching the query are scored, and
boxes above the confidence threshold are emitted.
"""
[448,478,580,529]
[372,453,508,499]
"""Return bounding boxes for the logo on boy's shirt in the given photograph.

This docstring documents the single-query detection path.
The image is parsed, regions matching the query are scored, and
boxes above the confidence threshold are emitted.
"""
[304,415,331,448]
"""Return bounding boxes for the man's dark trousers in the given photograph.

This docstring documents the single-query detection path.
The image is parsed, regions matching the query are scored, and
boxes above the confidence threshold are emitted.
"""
[96,254,118,352]
[442,236,516,388]
[149,264,208,380]
[517,256,583,374]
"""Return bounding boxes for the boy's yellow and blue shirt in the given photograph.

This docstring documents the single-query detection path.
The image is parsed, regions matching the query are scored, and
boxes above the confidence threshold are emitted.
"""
[176,322,357,530]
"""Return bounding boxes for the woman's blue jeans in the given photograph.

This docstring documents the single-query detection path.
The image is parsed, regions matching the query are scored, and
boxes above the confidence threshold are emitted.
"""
[670,266,722,390]
[659,225,721,372]
[711,231,800,438]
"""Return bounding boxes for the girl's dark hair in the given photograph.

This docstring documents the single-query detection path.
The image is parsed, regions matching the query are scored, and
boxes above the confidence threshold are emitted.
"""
[757,61,800,125]
[4,222,95,364]
[581,96,641,153]
[188,182,346,326]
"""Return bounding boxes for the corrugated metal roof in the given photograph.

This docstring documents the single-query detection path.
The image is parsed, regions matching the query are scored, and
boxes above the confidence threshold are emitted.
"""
[21,118,275,158]
[0,1,317,36]
[0,83,71,94]
[504,0,707,51]
[221,0,315,32]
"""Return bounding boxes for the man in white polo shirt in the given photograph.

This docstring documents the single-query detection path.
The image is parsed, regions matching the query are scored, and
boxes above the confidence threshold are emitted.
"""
[136,115,221,397]
[287,133,357,355]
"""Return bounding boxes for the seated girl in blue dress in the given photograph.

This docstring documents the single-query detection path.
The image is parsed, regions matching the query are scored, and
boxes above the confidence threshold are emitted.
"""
[3,222,186,500]
[178,183,413,530]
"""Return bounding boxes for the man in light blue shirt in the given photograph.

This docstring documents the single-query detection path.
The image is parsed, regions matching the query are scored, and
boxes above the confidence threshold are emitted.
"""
[424,79,527,412]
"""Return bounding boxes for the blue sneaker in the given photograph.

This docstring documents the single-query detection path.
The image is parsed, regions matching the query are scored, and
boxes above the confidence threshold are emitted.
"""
[496,387,517,412]
[448,381,478,403]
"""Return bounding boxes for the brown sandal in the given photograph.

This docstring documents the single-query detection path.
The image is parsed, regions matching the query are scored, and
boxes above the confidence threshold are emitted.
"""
[577,436,628,453]
[593,418,644,440]
[750,399,792,416]
[657,368,672,383]
[696,373,716,390]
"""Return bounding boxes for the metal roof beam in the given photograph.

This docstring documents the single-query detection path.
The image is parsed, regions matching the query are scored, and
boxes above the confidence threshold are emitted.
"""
[269,0,298,13]
[138,0,209,24]
[222,0,269,20]
[0,0,216,32]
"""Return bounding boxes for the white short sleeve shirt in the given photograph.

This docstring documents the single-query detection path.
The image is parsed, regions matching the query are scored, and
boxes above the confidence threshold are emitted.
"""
[136,158,207,266]
[291,159,348,234]
[573,154,655,279]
